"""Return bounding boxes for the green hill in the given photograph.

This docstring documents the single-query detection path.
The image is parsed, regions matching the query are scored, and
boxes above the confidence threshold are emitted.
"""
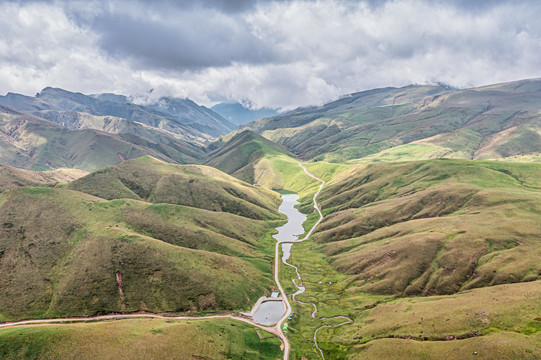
[313,159,541,295]
[68,156,281,220]
[239,79,541,163]
[0,318,281,360]
[285,159,541,359]
[207,130,319,196]
[0,161,282,321]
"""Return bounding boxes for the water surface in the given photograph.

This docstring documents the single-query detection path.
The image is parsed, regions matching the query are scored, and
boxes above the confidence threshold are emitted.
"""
[273,194,307,242]
[252,194,307,326]
[252,300,286,326]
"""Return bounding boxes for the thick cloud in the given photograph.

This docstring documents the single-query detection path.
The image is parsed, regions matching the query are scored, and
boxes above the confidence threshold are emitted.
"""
[1,0,541,110]
[87,9,277,70]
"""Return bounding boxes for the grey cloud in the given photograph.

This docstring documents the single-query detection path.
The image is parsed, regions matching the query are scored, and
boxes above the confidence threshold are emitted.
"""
[90,13,276,70]
[64,1,280,71]
[2,0,541,110]
[156,0,258,13]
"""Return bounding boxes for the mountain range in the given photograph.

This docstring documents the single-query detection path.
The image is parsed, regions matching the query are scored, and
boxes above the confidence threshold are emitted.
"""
[0,87,235,140]
[238,78,541,163]
[1,79,541,359]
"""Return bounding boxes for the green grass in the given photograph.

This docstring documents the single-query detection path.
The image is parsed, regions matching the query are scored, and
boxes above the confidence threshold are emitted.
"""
[0,318,282,360]
[303,161,351,182]
[277,158,541,359]
[310,159,541,295]
[68,156,282,220]
[207,131,320,197]
[0,178,281,321]
[238,80,541,163]
[350,331,541,360]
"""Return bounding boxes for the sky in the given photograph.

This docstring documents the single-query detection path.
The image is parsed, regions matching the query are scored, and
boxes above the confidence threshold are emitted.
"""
[1,0,541,110]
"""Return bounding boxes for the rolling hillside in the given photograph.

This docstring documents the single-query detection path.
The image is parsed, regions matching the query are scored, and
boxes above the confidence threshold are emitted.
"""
[207,130,320,195]
[0,106,206,171]
[239,79,541,163]
[313,159,541,295]
[0,318,282,360]
[285,159,541,359]
[0,164,87,193]
[68,156,281,220]
[0,157,283,322]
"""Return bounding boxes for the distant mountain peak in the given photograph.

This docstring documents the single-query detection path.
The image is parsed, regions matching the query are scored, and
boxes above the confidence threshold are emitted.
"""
[211,101,279,126]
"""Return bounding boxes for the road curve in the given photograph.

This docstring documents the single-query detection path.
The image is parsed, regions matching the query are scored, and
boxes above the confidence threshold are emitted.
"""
[0,312,282,336]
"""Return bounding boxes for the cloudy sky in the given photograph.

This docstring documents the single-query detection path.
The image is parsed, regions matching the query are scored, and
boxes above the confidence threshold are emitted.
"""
[1,0,541,110]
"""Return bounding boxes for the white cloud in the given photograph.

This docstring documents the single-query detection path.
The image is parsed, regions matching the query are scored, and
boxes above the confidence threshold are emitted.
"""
[1,0,541,110]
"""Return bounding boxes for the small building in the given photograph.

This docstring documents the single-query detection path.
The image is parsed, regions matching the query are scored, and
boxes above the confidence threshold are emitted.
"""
[270,291,279,298]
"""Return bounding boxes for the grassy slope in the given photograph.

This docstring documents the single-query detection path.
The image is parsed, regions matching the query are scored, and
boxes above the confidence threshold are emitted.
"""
[207,130,320,197]
[238,79,541,163]
[0,157,287,322]
[0,187,278,321]
[0,164,87,193]
[281,159,541,359]
[0,318,282,360]
[68,156,281,220]
[313,159,541,295]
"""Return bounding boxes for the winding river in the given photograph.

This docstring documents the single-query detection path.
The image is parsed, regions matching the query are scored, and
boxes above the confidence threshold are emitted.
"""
[276,164,353,360]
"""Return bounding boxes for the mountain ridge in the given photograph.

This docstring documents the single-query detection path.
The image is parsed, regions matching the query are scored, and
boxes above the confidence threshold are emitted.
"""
[0,87,234,141]
[238,78,541,163]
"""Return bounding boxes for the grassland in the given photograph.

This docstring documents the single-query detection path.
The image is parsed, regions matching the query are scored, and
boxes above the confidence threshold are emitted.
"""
[68,156,281,220]
[207,130,321,197]
[312,159,541,296]
[0,157,285,322]
[0,318,282,360]
[278,158,541,359]
[238,79,541,163]
[0,165,87,193]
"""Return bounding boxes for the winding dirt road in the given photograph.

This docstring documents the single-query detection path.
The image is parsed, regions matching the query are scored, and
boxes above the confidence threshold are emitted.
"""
[0,313,281,336]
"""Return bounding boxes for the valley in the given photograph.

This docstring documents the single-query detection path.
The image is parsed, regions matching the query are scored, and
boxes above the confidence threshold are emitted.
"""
[4,0,541,358]
[0,162,328,360]
[1,79,541,360]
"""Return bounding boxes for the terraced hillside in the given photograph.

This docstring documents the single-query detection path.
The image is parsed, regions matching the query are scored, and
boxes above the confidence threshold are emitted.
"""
[0,157,282,322]
[240,79,541,163]
[283,159,541,359]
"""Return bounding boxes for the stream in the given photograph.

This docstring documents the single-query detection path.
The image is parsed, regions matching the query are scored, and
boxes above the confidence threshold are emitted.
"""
[252,165,352,360]
[252,194,306,326]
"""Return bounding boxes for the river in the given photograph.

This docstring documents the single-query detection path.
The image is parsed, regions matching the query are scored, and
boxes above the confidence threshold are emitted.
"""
[251,193,307,326]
